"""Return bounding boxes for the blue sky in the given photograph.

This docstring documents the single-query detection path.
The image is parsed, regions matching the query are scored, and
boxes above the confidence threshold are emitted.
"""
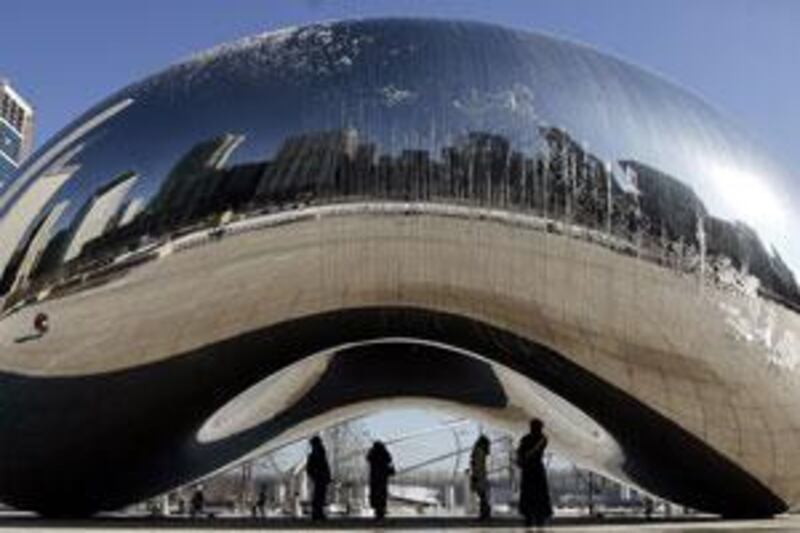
[1,0,798,170]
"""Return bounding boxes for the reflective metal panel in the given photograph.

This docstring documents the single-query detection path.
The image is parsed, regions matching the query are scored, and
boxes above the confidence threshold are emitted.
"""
[0,19,798,517]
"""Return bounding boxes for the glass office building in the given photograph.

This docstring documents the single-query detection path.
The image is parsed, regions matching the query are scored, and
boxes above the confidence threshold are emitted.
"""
[0,79,34,190]
[0,19,798,518]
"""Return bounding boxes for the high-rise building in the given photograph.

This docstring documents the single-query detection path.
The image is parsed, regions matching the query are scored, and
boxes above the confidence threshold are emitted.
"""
[0,79,35,189]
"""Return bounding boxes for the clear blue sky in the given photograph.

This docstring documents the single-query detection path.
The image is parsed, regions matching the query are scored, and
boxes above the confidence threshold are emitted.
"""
[2,0,798,169]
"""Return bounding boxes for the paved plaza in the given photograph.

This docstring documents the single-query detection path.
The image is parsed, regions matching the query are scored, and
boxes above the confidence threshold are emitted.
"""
[1,515,800,532]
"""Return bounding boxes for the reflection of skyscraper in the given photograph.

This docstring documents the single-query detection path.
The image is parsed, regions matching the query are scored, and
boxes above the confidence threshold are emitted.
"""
[151,134,244,230]
[619,159,704,245]
[256,129,358,200]
[7,200,69,297]
[117,197,144,227]
[455,132,510,202]
[64,172,138,261]
[0,164,78,286]
[0,79,35,189]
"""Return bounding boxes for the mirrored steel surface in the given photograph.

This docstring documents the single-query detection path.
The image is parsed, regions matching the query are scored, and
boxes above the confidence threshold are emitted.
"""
[0,19,798,517]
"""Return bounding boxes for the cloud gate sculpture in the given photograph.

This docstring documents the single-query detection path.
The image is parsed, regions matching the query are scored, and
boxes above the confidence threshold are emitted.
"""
[1,18,799,517]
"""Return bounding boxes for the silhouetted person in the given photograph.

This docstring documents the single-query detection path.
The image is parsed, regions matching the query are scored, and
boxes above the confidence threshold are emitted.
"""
[644,496,654,520]
[190,485,205,518]
[252,483,267,518]
[367,441,395,520]
[516,419,553,527]
[307,436,331,521]
[470,435,491,520]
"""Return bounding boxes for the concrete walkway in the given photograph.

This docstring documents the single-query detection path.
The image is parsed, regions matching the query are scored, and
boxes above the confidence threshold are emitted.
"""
[0,515,799,532]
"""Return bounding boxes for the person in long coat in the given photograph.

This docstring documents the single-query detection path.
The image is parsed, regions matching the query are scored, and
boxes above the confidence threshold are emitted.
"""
[306,436,331,521]
[470,435,492,520]
[366,441,395,520]
[516,419,553,527]
[190,485,205,518]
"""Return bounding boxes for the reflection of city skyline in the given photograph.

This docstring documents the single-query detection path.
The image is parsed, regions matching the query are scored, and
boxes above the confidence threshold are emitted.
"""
[4,124,799,312]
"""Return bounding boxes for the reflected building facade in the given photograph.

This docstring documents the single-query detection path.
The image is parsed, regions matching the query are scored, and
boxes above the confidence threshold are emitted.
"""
[0,19,799,517]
